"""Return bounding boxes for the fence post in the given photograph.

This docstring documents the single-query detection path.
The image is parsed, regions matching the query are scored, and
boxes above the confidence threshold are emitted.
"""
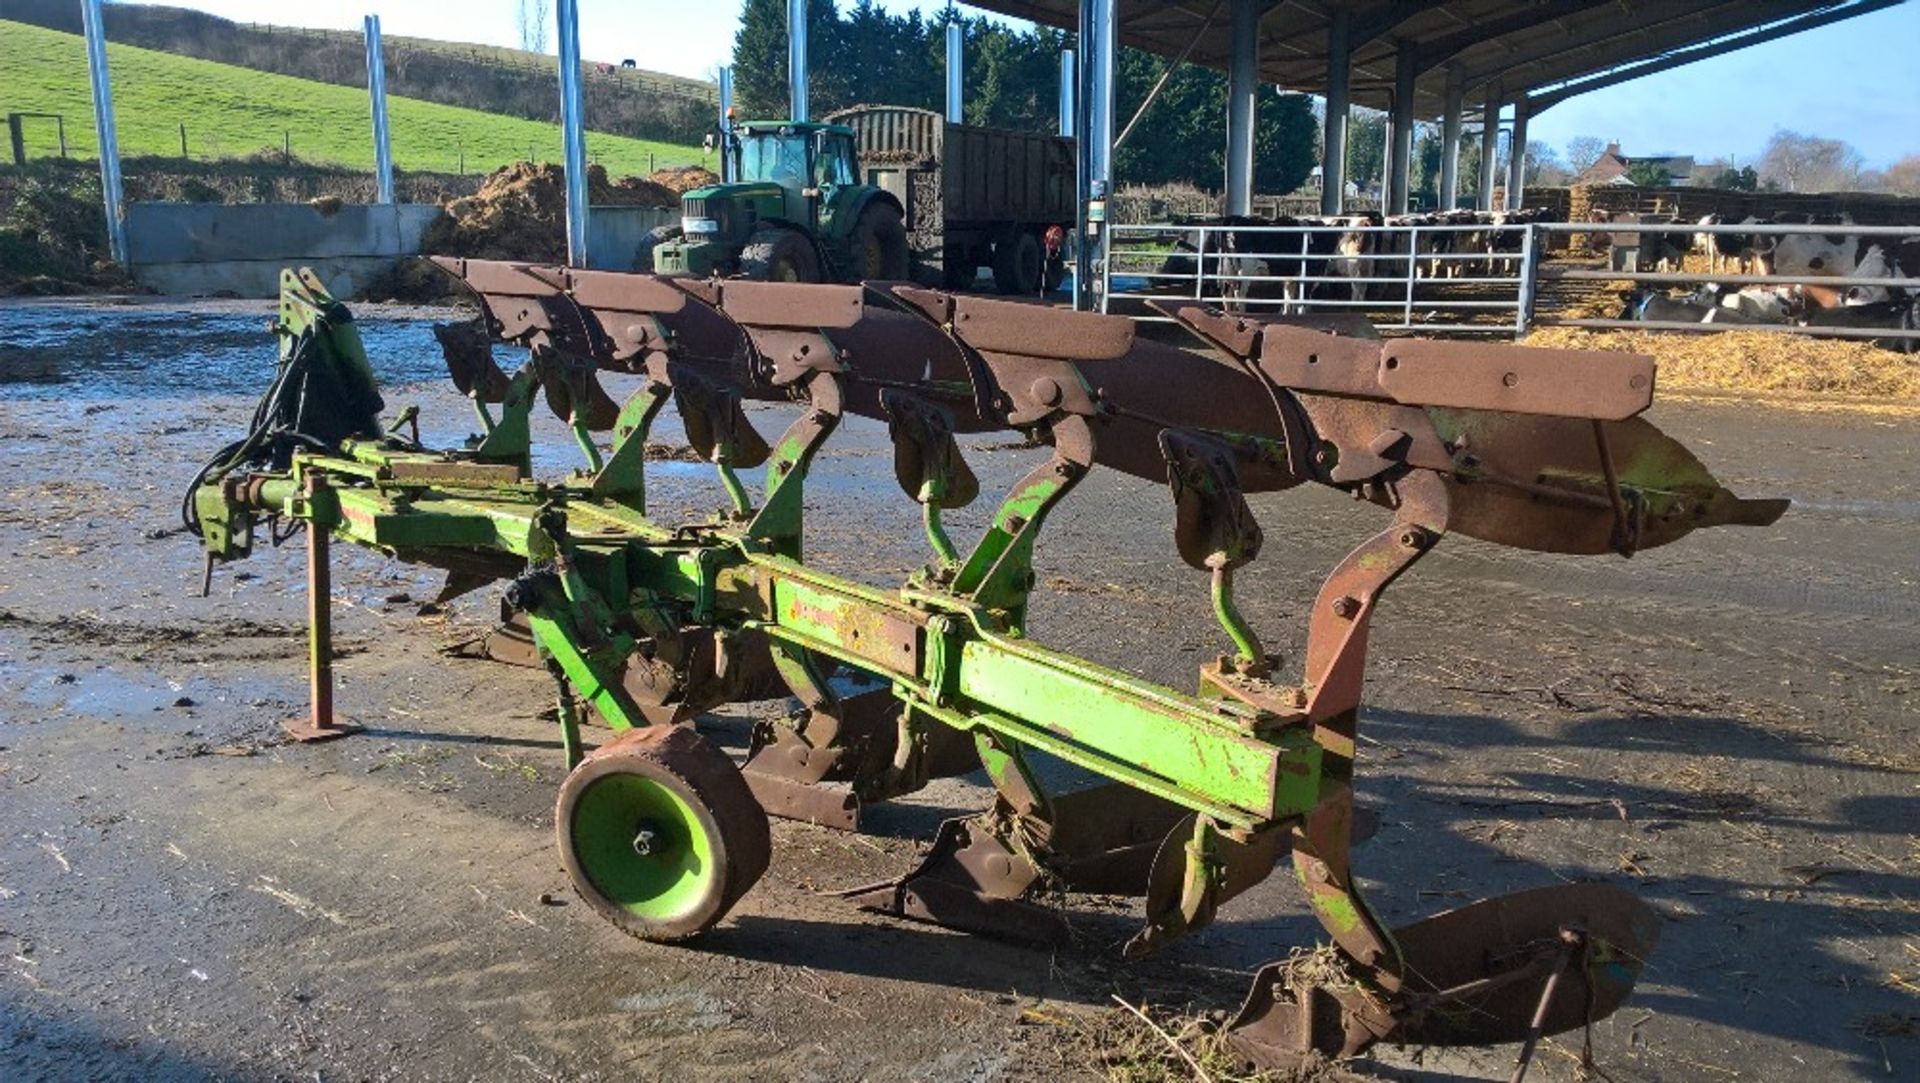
[179,122,187,159]
[1515,223,1537,337]
[1193,227,1207,300]
[1402,225,1419,327]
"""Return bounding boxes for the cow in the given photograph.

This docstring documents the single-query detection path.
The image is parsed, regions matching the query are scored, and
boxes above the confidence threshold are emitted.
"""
[1801,296,1918,353]
[1689,282,1801,323]
[1325,213,1382,305]
[1620,290,1715,323]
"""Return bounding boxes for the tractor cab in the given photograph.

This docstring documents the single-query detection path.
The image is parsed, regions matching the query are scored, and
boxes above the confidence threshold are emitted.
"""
[652,120,906,283]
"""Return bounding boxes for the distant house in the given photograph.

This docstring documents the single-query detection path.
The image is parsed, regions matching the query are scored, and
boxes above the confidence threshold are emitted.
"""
[1574,142,1698,186]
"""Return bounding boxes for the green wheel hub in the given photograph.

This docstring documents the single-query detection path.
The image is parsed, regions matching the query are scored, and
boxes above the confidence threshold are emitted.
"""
[555,727,771,941]
[571,774,717,924]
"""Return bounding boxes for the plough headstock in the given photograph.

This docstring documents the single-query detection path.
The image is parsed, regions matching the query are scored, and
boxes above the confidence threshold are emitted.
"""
[184,261,1787,1075]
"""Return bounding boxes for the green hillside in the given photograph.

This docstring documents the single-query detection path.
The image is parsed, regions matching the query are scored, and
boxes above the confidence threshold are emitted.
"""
[0,20,705,176]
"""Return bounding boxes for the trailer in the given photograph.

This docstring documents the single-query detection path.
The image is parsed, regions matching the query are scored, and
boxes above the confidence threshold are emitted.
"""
[826,105,1076,294]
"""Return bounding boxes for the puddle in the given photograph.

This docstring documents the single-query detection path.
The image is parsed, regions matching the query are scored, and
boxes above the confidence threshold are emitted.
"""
[1,301,462,402]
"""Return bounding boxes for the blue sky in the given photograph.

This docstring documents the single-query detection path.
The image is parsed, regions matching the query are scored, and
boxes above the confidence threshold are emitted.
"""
[119,0,1916,167]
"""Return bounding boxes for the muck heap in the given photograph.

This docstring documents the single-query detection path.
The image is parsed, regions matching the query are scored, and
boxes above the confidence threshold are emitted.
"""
[185,263,1785,1072]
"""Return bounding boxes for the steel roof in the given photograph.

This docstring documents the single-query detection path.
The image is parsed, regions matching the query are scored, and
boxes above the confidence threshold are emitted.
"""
[964,1,1898,117]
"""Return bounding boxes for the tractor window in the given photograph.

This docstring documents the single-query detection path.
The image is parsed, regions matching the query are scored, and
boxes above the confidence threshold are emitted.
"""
[817,135,858,189]
[739,133,811,188]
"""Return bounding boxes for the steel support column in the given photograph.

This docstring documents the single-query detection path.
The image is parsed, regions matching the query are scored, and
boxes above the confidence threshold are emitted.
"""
[364,15,394,205]
[1074,0,1116,311]
[717,67,734,182]
[1505,95,1531,211]
[1320,7,1350,216]
[80,0,127,265]
[1477,84,1501,212]
[947,22,965,123]
[1439,67,1463,210]
[1224,0,1259,217]
[1388,42,1416,215]
[788,0,809,121]
[1380,114,1394,204]
[1059,49,1075,137]
[556,0,589,267]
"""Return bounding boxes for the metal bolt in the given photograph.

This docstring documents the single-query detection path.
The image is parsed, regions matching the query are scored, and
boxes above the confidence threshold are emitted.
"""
[1398,528,1427,550]
[1030,377,1064,407]
[1331,596,1358,619]
[1502,371,1519,388]
[631,823,661,857]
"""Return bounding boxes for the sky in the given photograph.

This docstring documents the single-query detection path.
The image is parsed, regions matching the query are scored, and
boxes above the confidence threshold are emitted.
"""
[115,0,1918,168]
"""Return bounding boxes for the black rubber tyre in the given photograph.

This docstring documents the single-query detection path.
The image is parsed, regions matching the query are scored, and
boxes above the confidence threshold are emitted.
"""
[991,231,1043,295]
[739,227,820,282]
[942,246,977,290]
[555,726,771,942]
[635,224,682,272]
[846,202,910,282]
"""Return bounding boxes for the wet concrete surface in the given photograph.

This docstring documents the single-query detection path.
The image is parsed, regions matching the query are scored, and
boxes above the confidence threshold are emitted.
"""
[1,295,1915,1081]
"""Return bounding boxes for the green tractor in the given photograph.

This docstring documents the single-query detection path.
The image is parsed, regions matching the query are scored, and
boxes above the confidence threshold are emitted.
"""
[650,119,910,283]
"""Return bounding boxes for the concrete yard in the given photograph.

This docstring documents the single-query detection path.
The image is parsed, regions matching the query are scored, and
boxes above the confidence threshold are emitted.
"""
[0,296,1915,1082]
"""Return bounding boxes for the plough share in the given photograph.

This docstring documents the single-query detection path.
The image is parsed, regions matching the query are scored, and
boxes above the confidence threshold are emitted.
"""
[187,262,1784,1072]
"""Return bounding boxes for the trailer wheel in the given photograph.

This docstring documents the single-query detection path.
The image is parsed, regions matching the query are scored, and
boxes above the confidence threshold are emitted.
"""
[992,232,1043,295]
[740,228,820,283]
[635,224,682,272]
[848,203,910,281]
[556,726,771,942]
[942,246,977,290]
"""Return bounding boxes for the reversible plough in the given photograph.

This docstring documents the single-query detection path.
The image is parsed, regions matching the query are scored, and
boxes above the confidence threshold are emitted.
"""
[186,262,1785,1072]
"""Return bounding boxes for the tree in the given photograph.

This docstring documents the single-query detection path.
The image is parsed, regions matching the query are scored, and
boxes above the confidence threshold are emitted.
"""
[1757,130,1866,193]
[1526,140,1566,185]
[1625,161,1670,187]
[1879,154,1920,196]
[1254,92,1317,195]
[517,0,550,55]
[1710,165,1759,191]
[1564,135,1606,175]
[1345,110,1387,195]
[731,0,843,118]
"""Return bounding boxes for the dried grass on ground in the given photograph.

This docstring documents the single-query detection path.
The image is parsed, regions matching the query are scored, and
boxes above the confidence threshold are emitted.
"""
[1525,325,1920,401]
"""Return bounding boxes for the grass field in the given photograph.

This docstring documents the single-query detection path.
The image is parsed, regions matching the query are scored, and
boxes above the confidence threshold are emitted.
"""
[0,20,705,176]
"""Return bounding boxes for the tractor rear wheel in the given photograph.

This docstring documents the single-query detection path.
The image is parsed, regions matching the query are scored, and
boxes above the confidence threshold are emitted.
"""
[847,202,910,281]
[992,231,1043,295]
[555,726,770,942]
[740,228,820,283]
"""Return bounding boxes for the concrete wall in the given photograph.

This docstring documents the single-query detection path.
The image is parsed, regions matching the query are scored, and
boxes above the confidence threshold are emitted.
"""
[125,201,678,296]
[586,205,676,271]
[127,202,441,298]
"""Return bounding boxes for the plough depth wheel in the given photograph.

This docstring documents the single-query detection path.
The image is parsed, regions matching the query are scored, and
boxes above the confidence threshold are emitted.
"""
[555,727,771,941]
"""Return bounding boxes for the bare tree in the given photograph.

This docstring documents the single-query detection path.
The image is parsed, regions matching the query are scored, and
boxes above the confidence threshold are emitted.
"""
[1875,154,1920,196]
[518,0,551,55]
[1757,130,1865,193]
[1564,135,1606,175]
[1526,140,1568,185]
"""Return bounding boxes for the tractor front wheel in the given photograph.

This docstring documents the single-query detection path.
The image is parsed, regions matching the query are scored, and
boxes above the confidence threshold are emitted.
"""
[555,726,771,942]
[847,203,910,282]
[740,228,821,283]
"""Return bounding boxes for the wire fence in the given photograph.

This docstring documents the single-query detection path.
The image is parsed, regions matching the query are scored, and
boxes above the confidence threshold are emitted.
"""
[1105,219,1535,334]
[239,22,719,105]
[1102,218,1920,345]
